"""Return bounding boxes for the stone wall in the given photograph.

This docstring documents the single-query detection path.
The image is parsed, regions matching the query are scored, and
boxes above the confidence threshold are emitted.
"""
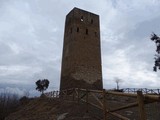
[60,7,103,90]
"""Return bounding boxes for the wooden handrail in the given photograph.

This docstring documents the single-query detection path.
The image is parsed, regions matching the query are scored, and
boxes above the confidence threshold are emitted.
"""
[45,88,160,101]
[44,88,160,120]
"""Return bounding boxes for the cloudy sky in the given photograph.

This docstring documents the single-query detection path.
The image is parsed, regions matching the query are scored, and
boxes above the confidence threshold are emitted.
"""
[0,0,160,96]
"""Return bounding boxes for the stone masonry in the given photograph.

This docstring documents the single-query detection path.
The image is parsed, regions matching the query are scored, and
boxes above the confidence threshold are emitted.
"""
[60,7,103,90]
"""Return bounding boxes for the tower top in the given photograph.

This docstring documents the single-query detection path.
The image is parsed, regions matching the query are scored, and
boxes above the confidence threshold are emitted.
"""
[67,7,99,17]
[65,7,99,28]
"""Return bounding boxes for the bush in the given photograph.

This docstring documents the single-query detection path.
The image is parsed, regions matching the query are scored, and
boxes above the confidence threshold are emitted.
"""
[19,96,30,105]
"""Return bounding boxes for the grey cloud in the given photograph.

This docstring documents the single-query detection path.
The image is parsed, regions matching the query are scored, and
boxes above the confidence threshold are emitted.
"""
[1,0,160,96]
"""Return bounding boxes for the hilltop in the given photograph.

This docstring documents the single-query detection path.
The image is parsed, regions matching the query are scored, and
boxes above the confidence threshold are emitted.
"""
[5,96,100,120]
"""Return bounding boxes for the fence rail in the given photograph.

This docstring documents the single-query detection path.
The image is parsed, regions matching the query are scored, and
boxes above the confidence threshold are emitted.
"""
[122,88,160,94]
[44,88,160,120]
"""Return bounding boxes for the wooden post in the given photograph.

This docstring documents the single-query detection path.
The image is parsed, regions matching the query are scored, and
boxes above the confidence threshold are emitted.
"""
[103,89,107,120]
[51,92,52,97]
[134,88,136,93]
[86,89,89,113]
[58,91,59,98]
[54,91,56,97]
[137,91,146,120]
[72,89,75,101]
[65,90,68,99]
[56,91,58,98]
[158,89,160,94]
[53,91,55,97]
[77,88,80,104]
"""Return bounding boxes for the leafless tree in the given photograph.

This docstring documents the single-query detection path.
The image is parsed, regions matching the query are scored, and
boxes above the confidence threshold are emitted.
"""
[0,91,20,120]
[23,90,30,97]
[114,78,122,90]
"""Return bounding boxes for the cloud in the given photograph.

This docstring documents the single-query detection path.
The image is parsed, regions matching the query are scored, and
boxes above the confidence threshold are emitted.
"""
[101,0,160,89]
[0,0,160,95]
[0,87,27,96]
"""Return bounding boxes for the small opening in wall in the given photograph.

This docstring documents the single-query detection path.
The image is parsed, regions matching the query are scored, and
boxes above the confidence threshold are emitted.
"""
[91,19,93,24]
[77,27,79,32]
[86,29,88,35]
[95,32,97,37]
[81,16,83,21]
[70,28,72,33]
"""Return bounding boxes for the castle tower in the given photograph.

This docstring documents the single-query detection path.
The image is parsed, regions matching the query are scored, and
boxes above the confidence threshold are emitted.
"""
[60,8,103,90]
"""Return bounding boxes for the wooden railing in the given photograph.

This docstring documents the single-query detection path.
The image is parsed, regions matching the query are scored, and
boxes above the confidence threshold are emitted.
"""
[44,88,160,120]
[122,88,160,94]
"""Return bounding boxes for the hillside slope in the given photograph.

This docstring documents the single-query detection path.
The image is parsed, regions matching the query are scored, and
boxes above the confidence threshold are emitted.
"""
[5,97,100,120]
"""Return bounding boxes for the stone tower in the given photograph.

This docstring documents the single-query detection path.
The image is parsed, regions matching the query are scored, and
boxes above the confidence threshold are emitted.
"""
[60,8,103,90]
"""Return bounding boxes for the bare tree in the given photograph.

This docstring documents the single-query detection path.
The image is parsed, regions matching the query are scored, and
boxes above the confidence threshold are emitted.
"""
[0,92,20,120]
[23,90,30,97]
[114,78,122,90]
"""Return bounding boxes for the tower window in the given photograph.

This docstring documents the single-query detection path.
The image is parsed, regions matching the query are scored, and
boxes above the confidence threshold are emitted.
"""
[95,32,97,37]
[81,16,83,21]
[77,27,79,32]
[91,19,93,24]
[86,29,88,35]
[70,28,72,33]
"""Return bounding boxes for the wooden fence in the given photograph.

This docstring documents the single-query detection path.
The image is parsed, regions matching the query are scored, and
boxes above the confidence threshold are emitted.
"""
[122,88,160,94]
[44,88,160,120]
